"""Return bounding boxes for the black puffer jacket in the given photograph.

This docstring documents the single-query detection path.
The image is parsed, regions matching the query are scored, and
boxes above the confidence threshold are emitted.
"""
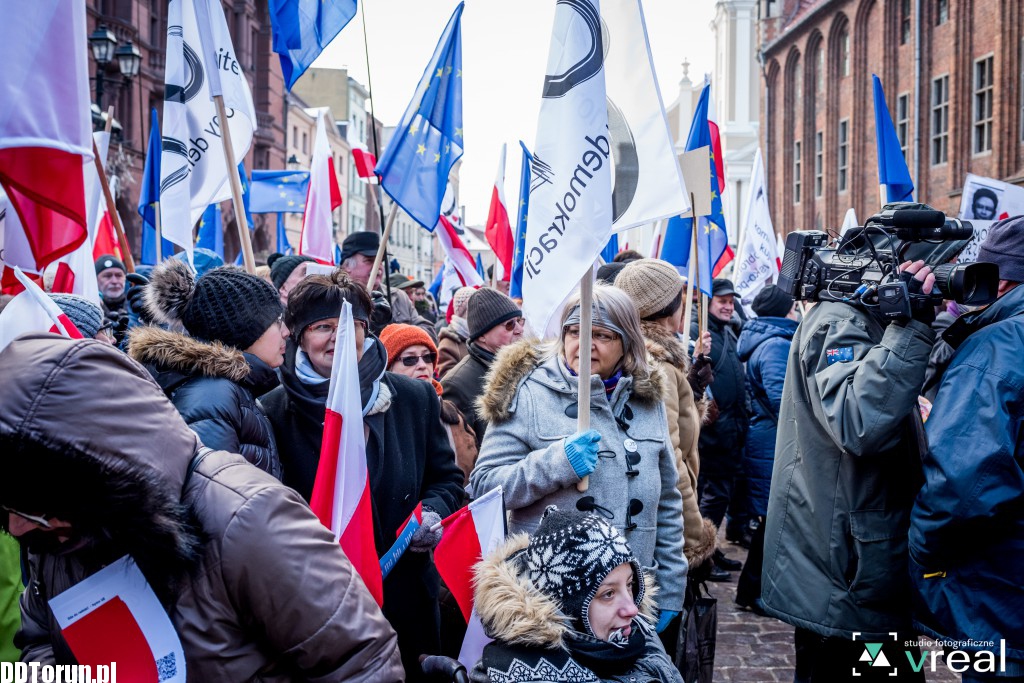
[128,326,282,479]
[691,312,748,464]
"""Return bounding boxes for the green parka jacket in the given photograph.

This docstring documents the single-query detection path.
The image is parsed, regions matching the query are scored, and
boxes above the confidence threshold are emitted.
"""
[761,301,934,639]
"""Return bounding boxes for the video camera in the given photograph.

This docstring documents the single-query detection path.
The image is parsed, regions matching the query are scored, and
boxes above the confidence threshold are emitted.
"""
[777,204,999,320]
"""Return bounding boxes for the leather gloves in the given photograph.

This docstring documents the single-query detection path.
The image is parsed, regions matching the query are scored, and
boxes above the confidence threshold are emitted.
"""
[687,354,714,397]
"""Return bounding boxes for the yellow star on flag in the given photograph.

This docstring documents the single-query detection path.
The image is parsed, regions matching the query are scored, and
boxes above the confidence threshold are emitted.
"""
[710,222,719,232]
[704,224,711,234]
[435,68,443,78]
[454,127,463,138]
[444,142,450,154]
[710,190,718,201]
[276,184,285,189]
[287,200,296,207]
[417,144,426,155]
[456,69,462,78]
[279,192,287,198]
[409,119,420,135]
[434,153,441,163]
[446,65,452,75]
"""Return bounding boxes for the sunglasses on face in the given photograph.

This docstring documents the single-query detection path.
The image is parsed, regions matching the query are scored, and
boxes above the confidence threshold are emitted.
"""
[398,352,436,367]
[502,318,525,332]
[1,505,52,529]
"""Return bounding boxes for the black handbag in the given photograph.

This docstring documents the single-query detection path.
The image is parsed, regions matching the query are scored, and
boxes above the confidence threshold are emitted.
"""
[676,579,718,683]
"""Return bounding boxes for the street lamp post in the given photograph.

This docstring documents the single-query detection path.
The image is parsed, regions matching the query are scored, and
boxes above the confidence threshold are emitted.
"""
[88,24,142,130]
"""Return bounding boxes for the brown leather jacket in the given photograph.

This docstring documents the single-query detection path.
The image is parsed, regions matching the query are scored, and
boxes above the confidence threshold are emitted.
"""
[3,334,404,681]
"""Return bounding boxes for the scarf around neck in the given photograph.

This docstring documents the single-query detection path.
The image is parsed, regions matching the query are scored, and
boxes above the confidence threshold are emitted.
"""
[449,315,470,340]
[565,622,647,676]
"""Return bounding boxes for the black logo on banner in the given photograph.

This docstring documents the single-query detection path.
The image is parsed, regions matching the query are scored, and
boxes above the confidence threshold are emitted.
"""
[542,0,604,98]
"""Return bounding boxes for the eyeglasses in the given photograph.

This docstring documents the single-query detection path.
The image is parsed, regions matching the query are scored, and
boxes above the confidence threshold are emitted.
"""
[1,505,52,529]
[565,326,621,344]
[398,352,436,367]
[306,319,367,337]
[502,317,525,332]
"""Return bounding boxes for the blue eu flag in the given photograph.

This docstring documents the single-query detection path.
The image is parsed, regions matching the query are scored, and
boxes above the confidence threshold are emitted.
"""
[601,234,619,264]
[276,213,293,254]
[509,141,532,300]
[196,203,224,258]
[375,2,463,231]
[138,108,174,264]
[661,81,731,297]
[269,0,358,90]
[238,162,254,230]
[872,74,914,203]
[250,170,310,214]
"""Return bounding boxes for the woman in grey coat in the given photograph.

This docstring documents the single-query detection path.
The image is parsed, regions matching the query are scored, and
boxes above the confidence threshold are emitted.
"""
[471,285,687,625]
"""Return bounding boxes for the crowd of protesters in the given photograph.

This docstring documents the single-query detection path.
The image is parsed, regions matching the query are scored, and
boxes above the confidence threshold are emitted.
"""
[1,212,1022,682]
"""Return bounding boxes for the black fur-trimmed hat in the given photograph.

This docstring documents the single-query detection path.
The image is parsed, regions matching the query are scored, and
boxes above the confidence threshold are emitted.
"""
[145,260,283,350]
[522,507,644,638]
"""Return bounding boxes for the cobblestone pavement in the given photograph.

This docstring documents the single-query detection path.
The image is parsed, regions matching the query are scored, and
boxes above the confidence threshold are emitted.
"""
[704,540,959,683]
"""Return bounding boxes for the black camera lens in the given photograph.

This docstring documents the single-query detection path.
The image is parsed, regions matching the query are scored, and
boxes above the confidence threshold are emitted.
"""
[932,262,999,306]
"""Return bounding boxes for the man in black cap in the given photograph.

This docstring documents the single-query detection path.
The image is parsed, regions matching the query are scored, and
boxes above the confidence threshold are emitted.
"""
[94,254,127,324]
[441,288,523,447]
[690,277,749,578]
[339,231,384,289]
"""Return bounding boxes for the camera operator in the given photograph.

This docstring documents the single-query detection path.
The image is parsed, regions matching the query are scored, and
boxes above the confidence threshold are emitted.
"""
[910,215,1024,680]
[761,258,936,682]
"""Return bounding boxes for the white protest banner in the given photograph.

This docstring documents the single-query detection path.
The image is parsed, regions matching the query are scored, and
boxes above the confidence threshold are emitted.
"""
[160,0,256,262]
[602,0,689,232]
[522,0,613,337]
[48,556,186,681]
[734,148,779,309]
[957,174,1024,263]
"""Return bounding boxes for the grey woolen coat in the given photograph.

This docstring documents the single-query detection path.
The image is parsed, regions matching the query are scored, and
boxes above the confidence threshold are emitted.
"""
[471,341,687,612]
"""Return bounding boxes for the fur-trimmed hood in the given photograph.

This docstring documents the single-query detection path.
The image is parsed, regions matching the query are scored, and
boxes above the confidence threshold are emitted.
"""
[477,340,667,424]
[640,321,692,371]
[127,326,253,382]
[474,533,657,650]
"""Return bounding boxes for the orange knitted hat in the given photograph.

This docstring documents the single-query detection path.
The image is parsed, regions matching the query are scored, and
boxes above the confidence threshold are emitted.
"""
[379,324,438,374]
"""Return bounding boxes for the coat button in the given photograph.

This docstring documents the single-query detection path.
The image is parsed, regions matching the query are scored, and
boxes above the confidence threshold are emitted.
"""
[624,438,638,453]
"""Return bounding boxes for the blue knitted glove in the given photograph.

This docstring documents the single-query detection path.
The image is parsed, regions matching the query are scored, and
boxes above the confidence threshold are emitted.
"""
[563,430,601,479]
[656,609,680,633]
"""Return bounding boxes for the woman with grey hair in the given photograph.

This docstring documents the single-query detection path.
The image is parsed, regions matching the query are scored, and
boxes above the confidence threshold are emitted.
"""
[471,285,687,634]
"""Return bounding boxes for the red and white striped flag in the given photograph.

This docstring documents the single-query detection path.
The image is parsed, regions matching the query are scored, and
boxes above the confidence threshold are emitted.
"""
[436,216,484,289]
[352,146,379,184]
[434,486,505,669]
[484,144,513,280]
[309,301,383,606]
[299,110,343,264]
[0,0,92,273]
[0,267,83,352]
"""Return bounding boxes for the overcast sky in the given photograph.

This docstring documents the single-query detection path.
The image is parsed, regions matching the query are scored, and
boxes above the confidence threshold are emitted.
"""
[316,1,718,227]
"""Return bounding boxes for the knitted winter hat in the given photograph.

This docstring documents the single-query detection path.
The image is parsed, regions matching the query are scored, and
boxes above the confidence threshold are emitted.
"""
[977,215,1024,283]
[49,294,105,339]
[268,253,315,290]
[94,255,126,276]
[752,285,795,318]
[523,507,644,637]
[379,323,438,372]
[467,288,521,341]
[145,260,283,350]
[452,286,477,318]
[615,258,684,318]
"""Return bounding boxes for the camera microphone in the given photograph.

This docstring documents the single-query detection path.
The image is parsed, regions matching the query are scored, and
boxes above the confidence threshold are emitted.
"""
[871,209,945,230]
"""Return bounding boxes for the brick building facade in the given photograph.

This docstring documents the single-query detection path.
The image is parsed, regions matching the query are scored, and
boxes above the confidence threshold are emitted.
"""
[86,0,287,260]
[759,0,1024,234]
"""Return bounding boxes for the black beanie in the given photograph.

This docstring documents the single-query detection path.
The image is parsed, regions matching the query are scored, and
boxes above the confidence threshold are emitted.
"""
[467,288,521,341]
[268,253,316,290]
[523,507,644,637]
[182,267,284,350]
[95,255,126,276]
[752,285,795,318]
[976,215,1024,283]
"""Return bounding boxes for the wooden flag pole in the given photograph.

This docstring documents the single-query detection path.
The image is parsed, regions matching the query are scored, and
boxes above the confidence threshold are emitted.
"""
[92,138,135,274]
[369,204,399,293]
[213,95,255,274]
[576,263,595,493]
[681,198,698,349]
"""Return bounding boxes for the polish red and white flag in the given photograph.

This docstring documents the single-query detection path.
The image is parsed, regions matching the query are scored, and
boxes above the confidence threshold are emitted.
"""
[0,267,83,352]
[436,216,484,289]
[484,144,513,280]
[433,486,505,669]
[0,0,92,273]
[352,146,379,184]
[299,110,343,264]
[309,300,383,606]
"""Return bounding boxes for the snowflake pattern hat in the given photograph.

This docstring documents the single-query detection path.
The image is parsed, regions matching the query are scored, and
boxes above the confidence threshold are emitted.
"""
[522,506,645,638]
